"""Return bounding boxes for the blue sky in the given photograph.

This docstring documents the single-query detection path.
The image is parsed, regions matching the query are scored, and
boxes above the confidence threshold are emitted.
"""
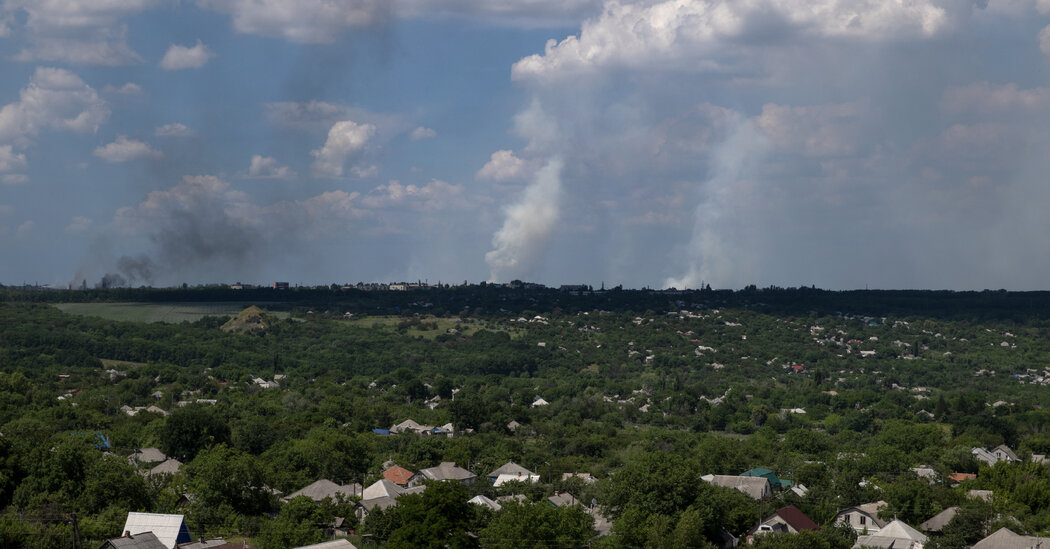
[1,1,1049,290]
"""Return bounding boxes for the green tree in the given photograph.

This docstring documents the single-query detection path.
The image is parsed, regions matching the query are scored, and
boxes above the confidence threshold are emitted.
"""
[256,497,327,549]
[382,481,478,549]
[479,501,594,549]
[161,406,231,462]
[184,444,273,527]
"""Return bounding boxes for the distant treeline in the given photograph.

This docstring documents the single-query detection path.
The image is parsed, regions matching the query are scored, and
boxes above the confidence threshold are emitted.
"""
[4,284,1050,322]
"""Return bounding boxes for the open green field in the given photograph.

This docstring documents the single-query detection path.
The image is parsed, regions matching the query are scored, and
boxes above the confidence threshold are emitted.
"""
[54,302,289,323]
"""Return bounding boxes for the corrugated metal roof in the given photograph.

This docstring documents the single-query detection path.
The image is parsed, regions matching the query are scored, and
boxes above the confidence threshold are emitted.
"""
[919,507,958,532]
[468,495,502,511]
[130,448,167,464]
[293,539,357,549]
[487,461,536,479]
[972,527,1050,549]
[121,514,192,549]
[877,520,928,542]
[362,479,404,500]
[282,479,361,502]
[106,532,170,549]
[147,459,183,476]
[420,462,474,482]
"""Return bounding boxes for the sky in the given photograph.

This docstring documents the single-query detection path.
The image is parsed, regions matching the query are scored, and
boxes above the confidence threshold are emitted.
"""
[2,0,1050,290]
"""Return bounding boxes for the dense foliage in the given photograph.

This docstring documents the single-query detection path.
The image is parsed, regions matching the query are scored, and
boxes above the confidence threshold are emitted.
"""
[2,285,1050,547]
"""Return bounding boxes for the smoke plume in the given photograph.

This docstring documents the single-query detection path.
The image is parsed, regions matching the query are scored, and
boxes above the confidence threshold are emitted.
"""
[485,158,563,282]
[664,123,768,290]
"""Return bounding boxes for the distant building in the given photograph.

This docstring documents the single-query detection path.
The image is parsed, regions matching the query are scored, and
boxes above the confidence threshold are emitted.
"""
[273,282,289,290]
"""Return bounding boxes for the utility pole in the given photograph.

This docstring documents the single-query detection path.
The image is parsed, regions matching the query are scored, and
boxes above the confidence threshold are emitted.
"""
[69,513,81,549]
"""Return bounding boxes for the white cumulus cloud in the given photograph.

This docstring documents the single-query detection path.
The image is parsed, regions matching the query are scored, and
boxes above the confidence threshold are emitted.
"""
[93,136,163,162]
[311,120,376,178]
[512,0,974,81]
[3,0,153,65]
[247,155,295,178]
[160,40,215,70]
[477,150,529,181]
[0,67,109,146]
[362,179,466,210]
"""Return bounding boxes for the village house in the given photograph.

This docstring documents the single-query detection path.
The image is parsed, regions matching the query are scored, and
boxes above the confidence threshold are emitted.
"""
[972,444,1020,466]
[740,467,791,490]
[355,479,426,520]
[144,458,182,477]
[414,462,475,484]
[834,501,888,534]
[99,532,169,549]
[487,461,540,485]
[701,474,772,500]
[282,479,362,503]
[918,507,958,533]
[129,448,167,465]
[547,492,579,507]
[381,465,415,486]
[852,519,927,549]
[120,513,193,549]
[468,494,502,511]
[749,505,819,539]
[972,527,1050,548]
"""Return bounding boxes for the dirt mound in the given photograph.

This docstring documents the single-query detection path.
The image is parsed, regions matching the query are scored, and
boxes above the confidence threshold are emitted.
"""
[221,306,271,333]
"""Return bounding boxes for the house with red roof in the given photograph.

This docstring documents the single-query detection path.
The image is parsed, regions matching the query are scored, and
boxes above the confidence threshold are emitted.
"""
[749,505,819,539]
[382,465,416,487]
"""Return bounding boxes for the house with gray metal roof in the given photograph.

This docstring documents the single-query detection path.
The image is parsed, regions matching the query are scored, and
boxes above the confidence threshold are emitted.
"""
[972,527,1050,549]
[99,531,169,549]
[121,513,192,549]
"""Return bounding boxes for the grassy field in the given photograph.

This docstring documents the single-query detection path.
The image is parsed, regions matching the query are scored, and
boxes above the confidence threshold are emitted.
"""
[55,302,289,323]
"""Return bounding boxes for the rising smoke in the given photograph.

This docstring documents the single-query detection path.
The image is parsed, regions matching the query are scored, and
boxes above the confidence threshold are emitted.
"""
[664,122,768,290]
[75,175,266,288]
[485,158,563,282]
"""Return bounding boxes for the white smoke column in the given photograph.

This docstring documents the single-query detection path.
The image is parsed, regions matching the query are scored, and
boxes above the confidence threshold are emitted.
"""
[485,158,564,282]
[664,122,767,289]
